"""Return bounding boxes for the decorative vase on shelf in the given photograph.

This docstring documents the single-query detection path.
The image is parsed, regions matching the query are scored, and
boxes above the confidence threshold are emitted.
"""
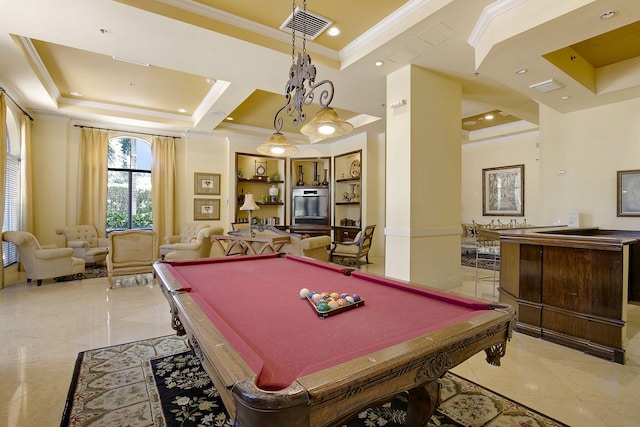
[322,169,329,186]
[312,162,320,186]
[348,184,357,202]
[269,185,278,203]
[297,165,304,186]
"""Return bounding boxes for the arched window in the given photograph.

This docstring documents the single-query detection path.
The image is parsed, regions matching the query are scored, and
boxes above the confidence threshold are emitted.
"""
[3,108,21,267]
[107,136,152,231]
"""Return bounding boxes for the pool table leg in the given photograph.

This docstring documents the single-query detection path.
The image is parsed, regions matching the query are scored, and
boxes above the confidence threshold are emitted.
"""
[406,379,441,427]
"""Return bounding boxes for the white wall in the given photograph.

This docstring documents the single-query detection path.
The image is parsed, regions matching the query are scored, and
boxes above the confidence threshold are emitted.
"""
[538,99,640,229]
[461,130,540,225]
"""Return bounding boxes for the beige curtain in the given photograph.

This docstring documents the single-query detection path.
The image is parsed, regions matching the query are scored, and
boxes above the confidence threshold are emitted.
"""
[20,115,33,233]
[0,94,6,289]
[151,136,176,254]
[77,128,109,236]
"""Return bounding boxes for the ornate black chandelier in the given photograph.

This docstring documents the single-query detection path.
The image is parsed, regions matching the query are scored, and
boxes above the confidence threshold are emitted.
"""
[258,0,353,156]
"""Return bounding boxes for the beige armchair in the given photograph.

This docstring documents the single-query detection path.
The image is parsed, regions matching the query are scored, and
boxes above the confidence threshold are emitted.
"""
[329,225,376,268]
[164,226,224,261]
[55,225,109,265]
[107,230,158,288]
[2,231,85,286]
[159,222,214,259]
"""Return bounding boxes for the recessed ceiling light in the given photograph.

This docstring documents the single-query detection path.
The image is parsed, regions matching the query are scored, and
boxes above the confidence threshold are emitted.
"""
[463,120,477,126]
[70,91,83,97]
[375,61,383,67]
[600,10,617,19]
[226,117,234,121]
[515,69,527,74]
[178,108,187,113]
[485,114,494,120]
[561,95,571,100]
[326,27,340,36]
[205,78,215,85]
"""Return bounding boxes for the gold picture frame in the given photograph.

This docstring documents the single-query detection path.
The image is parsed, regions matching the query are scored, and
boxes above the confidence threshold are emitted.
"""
[194,172,221,195]
[194,198,220,220]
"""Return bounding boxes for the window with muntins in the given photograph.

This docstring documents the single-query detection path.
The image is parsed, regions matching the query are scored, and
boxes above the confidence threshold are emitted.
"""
[107,136,152,231]
[3,109,21,267]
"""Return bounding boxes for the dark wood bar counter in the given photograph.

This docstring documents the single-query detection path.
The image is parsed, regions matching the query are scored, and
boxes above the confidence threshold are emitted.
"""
[494,226,639,364]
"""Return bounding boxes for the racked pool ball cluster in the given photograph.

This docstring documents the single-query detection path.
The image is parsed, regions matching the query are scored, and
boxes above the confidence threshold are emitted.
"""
[299,288,363,314]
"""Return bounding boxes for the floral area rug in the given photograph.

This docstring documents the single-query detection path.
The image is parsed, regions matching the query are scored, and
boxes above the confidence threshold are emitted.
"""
[61,335,568,427]
[461,253,500,271]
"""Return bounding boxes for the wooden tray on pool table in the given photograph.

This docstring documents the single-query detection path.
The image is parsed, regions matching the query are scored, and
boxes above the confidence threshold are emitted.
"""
[306,295,365,318]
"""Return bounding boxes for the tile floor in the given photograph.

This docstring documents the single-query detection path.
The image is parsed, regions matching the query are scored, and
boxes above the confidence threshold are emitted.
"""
[1,258,638,426]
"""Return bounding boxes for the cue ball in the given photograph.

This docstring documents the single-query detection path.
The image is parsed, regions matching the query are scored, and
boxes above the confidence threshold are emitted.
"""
[300,288,310,298]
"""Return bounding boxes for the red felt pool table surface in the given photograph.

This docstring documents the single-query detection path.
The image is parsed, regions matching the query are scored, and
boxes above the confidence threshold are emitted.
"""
[156,253,514,427]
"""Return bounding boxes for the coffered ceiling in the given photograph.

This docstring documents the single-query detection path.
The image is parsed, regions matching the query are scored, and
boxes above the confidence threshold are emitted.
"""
[1,0,640,142]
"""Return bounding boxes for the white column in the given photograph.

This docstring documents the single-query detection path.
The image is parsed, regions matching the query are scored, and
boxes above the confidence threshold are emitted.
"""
[385,65,462,288]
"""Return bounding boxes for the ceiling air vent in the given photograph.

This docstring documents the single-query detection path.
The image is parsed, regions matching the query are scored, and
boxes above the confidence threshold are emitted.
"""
[529,79,563,93]
[280,7,333,40]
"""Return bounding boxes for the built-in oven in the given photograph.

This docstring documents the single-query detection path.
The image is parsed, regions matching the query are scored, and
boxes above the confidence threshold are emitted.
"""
[291,187,329,226]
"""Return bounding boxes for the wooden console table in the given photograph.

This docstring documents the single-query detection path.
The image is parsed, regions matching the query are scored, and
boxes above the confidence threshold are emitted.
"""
[211,235,290,257]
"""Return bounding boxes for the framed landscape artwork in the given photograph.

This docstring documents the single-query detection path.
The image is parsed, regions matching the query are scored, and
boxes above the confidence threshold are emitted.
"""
[617,170,640,216]
[482,164,524,216]
[194,198,220,220]
[194,172,221,195]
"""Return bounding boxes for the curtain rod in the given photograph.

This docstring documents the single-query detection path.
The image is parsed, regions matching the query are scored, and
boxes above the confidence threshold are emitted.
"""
[74,125,179,139]
[0,87,34,121]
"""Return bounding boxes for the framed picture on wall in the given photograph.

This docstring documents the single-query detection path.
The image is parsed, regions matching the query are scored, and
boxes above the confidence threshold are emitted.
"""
[482,164,524,216]
[617,170,640,216]
[194,172,221,195]
[194,198,220,220]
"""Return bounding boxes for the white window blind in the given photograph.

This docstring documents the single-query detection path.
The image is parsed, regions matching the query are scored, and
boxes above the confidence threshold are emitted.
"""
[3,155,20,267]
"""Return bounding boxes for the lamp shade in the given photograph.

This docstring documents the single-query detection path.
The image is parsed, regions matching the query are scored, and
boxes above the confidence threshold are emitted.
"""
[301,108,354,138]
[257,133,299,156]
[240,193,260,211]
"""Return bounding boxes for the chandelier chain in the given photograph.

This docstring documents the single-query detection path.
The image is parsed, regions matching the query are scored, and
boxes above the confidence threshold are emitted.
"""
[291,0,296,64]
[302,0,307,54]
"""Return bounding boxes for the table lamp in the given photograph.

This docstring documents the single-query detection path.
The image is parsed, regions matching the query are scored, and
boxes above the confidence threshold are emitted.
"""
[240,193,260,235]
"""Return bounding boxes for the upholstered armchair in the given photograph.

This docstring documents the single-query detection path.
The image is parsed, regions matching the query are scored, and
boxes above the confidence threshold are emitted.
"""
[329,225,376,268]
[159,222,214,259]
[164,226,224,261]
[55,225,109,265]
[2,231,85,286]
[107,229,157,288]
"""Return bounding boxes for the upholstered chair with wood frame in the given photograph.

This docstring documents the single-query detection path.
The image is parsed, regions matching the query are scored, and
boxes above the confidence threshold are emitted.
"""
[159,222,213,259]
[329,225,376,268]
[55,224,109,265]
[107,229,157,288]
[164,226,224,261]
[2,231,85,286]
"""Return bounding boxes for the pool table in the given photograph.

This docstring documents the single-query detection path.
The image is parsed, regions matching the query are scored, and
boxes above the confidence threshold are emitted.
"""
[155,254,514,427]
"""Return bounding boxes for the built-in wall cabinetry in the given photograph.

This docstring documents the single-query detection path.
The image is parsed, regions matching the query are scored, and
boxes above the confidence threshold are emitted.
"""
[235,153,286,226]
[290,157,331,236]
[333,150,362,242]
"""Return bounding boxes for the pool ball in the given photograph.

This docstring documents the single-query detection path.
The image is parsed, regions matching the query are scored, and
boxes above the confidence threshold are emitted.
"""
[316,301,329,312]
[327,300,339,310]
[345,296,355,304]
[299,288,310,298]
[352,294,362,302]
[330,292,340,299]
[336,298,347,306]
